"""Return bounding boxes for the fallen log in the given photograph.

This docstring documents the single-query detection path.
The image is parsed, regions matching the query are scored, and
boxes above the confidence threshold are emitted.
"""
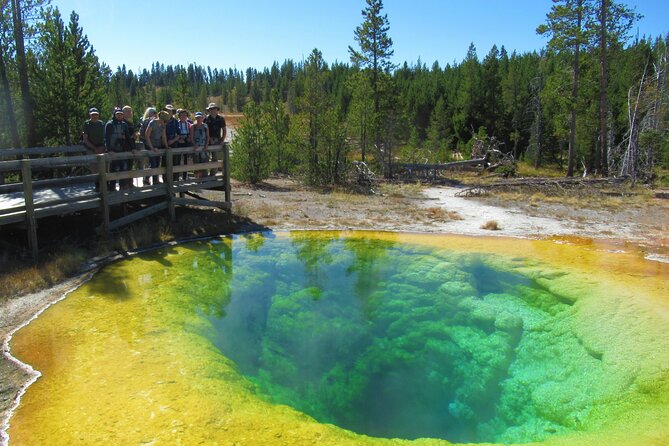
[455,176,630,197]
[397,158,486,171]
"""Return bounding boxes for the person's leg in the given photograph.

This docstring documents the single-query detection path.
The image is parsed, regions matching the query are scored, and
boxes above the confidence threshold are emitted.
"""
[173,150,182,181]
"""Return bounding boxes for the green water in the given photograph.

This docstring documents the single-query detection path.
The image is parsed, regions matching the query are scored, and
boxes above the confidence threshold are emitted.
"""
[200,232,598,443]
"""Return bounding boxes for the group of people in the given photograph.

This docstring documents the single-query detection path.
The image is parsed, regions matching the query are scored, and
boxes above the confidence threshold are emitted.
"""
[81,103,227,189]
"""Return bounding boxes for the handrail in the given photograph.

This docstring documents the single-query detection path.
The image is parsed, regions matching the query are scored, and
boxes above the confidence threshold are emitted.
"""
[0,145,226,173]
[0,145,89,160]
[0,145,232,260]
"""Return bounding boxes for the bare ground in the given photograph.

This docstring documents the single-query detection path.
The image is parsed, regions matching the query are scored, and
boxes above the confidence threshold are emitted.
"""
[222,177,668,251]
[2,176,668,445]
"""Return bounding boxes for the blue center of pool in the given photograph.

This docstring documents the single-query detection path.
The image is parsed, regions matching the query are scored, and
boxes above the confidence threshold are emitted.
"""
[200,233,586,443]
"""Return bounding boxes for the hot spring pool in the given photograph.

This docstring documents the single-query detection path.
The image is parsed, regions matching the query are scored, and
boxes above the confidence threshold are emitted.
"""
[5,231,669,445]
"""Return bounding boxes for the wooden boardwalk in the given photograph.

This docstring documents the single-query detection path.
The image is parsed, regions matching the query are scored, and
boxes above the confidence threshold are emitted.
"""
[0,144,232,259]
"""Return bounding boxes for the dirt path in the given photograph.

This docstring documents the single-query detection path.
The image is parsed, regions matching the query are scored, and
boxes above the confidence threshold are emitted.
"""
[1,177,668,445]
[421,186,665,244]
[422,187,591,238]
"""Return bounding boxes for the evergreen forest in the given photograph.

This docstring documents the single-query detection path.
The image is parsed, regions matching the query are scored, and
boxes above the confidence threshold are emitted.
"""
[1,0,667,185]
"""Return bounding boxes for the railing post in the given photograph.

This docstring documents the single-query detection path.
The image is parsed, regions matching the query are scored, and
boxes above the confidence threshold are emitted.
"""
[165,148,176,221]
[223,142,231,204]
[21,159,38,261]
[97,154,110,234]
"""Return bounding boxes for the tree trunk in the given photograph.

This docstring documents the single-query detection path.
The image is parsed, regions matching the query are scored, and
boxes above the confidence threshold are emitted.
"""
[534,106,542,169]
[360,109,366,162]
[567,2,582,178]
[11,0,36,147]
[0,42,21,148]
[599,0,609,176]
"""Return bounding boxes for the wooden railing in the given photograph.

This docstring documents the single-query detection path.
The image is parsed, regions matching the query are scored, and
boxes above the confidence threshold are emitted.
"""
[0,144,231,259]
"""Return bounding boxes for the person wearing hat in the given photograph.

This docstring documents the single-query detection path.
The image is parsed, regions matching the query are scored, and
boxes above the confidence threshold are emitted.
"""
[189,111,209,178]
[164,104,179,145]
[105,108,132,191]
[145,111,172,185]
[163,104,184,177]
[205,103,226,175]
[138,106,158,185]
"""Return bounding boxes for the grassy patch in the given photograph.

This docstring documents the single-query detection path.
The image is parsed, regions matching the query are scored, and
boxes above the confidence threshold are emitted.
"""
[424,207,463,221]
[0,249,86,303]
[378,182,424,199]
[481,220,501,231]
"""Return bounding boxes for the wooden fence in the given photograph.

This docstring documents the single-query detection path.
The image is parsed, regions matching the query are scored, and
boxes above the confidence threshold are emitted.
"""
[0,144,231,259]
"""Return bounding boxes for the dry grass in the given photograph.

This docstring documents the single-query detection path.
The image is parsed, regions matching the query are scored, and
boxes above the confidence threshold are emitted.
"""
[0,207,250,302]
[494,185,656,211]
[0,249,86,303]
[378,182,424,199]
[481,220,501,231]
[515,162,566,178]
[424,207,463,221]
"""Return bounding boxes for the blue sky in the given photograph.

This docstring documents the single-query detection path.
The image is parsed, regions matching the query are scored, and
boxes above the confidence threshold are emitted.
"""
[51,0,669,73]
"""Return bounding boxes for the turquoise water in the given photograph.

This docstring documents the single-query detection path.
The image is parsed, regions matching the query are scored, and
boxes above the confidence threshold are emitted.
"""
[201,233,587,443]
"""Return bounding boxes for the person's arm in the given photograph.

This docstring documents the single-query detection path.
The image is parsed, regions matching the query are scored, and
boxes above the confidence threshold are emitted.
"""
[189,125,196,149]
[145,123,155,150]
[204,126,209,150]
[166,120,179,145]
[124,123,133,151]
[221,117,227,142]
[104,122,112,151]
[161,127,169,149]
[82,131,95,151]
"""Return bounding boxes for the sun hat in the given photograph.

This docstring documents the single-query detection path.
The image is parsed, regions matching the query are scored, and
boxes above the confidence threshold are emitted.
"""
[206,102,219,110]
[164,104,175,111]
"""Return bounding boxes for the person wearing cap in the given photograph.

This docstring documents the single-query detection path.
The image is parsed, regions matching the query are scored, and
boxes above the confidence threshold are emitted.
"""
[205,102,226,176]
[105,108,132,191]
[82,108,106,155]
[82,107,106,190]
[122,105,138,188]
[164,105,184,179]
[189,111,209,178]
[173,109,191,180]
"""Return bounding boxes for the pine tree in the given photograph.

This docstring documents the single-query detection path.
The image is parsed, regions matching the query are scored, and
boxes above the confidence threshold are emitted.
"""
[231,101,270,184]
[347,70,373,161]
[482,45,503,139]
[32,8,108,145]
[349,0,394,164]
[265,88,292,174]
[453,43,483,145]
[538,0,593,176]
[593,0,639,175]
